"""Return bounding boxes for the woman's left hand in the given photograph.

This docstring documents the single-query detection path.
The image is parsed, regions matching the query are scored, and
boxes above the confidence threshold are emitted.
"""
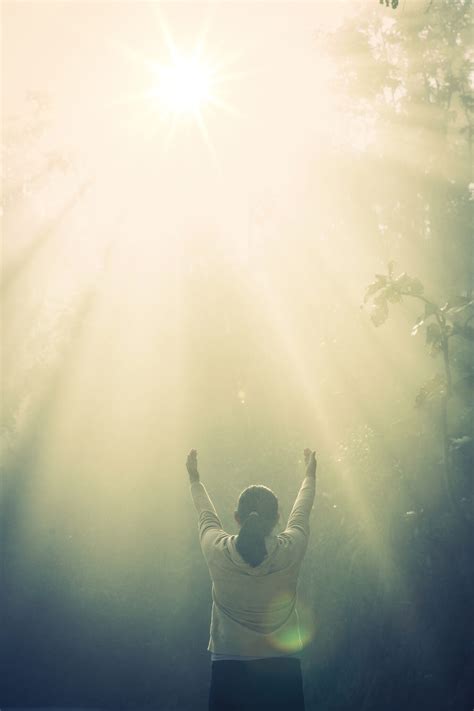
[186,449,200,483]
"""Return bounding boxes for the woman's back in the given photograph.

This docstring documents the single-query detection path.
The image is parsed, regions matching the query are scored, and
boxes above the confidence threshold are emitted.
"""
[190,475,316,656]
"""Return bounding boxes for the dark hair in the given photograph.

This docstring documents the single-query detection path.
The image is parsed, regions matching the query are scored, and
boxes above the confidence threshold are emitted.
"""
[236,485,279,567]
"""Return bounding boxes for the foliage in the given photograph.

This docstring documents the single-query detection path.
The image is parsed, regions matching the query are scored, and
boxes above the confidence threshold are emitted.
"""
[364,262,473,528]
[312,3,473,709]
[379,0,400,8]
[364,261,474,402]
[365,263,472,335]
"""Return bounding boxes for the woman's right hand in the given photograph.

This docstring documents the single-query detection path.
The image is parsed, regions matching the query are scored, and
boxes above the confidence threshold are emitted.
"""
[303,448,317,478]
[186,449,200,483]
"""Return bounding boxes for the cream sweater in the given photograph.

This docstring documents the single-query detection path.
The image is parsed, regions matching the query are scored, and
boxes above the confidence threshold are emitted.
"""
[190,475,316,657]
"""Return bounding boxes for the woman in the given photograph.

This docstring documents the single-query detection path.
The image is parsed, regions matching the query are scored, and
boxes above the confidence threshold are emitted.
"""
[186,446,317,711]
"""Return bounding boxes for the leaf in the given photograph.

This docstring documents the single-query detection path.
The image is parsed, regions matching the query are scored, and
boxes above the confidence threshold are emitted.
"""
[424,302,438,317]
[444,297,474,314]
[407,277,424,296]
[411,302,438,336]
[415,373,447,408]
[363,275,387,304]
[425,322,444,356]
[393,272,424,296]
[445,322,454,337]
[411,316,425,336]
[449,436,472,451]
[385,284,402,303]
[426,322,441,342]
[394,272,410,288]
[370,297,389,327]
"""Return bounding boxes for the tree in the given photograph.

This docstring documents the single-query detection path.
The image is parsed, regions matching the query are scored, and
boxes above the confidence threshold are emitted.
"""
[364,262,473,522]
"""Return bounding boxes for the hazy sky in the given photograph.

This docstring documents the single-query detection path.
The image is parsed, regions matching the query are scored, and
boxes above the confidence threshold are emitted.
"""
[4,1,352,249]
[5,1,422,543]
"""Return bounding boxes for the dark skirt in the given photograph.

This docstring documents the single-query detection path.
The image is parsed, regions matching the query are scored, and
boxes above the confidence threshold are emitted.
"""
[208,656,306,711]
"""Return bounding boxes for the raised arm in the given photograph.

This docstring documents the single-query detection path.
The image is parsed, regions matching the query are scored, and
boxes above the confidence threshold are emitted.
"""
[284,448,317,542]
[186,449,225,559]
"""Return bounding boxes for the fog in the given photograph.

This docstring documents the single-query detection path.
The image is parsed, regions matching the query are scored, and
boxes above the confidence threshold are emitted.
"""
[2,2,472,709]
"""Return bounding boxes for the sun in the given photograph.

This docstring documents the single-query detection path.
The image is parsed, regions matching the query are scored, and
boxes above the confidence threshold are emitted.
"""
[154,56,213,116]
[112,8,244,156]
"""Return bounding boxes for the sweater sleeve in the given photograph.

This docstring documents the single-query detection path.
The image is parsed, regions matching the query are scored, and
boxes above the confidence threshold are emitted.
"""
[280,476,316,559]
[286,475,316,535]
[190,480,226,561]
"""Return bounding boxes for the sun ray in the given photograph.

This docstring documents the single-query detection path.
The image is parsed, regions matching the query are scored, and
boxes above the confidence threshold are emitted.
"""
[193,109,218,166]
[149,3,180,64]
[212,70,251,84]
[204,47,249,76]
[163,115,178,154]
[193,5,217,63]
[105,88,160,109]
[208,95,246,120]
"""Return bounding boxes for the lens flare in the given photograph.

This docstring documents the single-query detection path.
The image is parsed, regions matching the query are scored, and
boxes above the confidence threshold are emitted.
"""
[264,593,317,653]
